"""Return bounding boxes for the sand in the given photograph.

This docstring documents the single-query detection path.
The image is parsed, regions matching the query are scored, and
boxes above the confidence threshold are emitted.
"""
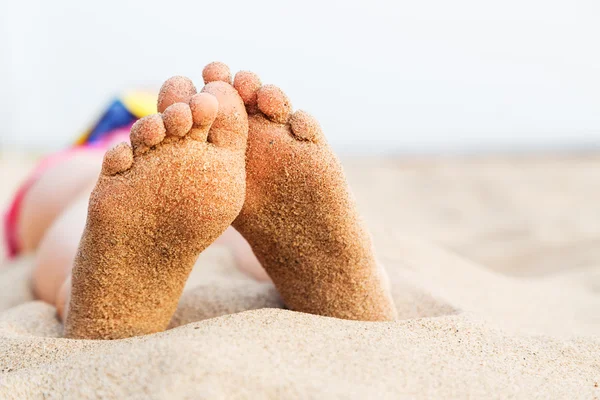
[1,154,600,398]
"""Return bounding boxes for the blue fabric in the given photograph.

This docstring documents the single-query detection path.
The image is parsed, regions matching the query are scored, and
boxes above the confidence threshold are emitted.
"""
[86,100,136,144]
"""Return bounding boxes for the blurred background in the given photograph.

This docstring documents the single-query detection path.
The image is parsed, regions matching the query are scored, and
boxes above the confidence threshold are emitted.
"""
[1,0,599,153]
[1,0,600,271]
[0,0,599,333]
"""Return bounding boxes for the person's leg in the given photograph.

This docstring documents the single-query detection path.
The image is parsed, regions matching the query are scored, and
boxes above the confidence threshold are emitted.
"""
[17,151,104,254]
[20,150,264,313]
[32,184,92,305]
[9,126,132,257]
[215,226,268,282]
[12,102,265,321]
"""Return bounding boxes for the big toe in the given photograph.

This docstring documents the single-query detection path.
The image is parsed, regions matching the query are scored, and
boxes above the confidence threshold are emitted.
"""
[202,61,232,85]
[158,76,197,113]
[201,63,248,150]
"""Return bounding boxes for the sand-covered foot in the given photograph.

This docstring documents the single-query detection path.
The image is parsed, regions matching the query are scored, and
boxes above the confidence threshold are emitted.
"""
[64,71,248,339]
[226,68,397,321]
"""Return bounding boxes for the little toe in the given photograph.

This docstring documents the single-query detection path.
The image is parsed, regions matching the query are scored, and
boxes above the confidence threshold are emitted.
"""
[201,82,248,150]
[233,71,262,113]
[163,103,193,138]
[130,114,166,154]
[157,76,197,113]
[189,93,219,141]
[102,142,134,175]
[289,110,323,143]
[256,85,292,124]
[202,62,232,85]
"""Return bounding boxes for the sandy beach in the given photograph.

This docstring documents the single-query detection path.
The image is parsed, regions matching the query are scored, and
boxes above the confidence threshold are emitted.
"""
[1,153,599,399]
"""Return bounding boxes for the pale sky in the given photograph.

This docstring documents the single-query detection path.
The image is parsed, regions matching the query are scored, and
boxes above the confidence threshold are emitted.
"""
[1,0,599,153]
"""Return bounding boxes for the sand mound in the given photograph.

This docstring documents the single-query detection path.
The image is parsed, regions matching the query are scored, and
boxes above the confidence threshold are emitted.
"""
[1,155,599,398]
[1,243,598,399]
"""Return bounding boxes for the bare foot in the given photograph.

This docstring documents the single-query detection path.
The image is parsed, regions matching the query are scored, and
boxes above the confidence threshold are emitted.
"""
[211,65,397,321]
[64,72,248,339]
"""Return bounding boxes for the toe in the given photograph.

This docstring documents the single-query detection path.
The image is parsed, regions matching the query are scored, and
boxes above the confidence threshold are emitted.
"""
[102,142,134,175]
[289,110,323,143]
[163,103,193,137]
[130,114,166,154]
[256,85,292,124]
[201,82,248,150]
[188,93,219,141]
[157,76,197,113]
[202,62,232,85]
[233,71,262,113]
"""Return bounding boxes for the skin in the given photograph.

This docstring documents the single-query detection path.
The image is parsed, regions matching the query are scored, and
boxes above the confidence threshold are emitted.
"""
[28,175,264,317]
[18,152,105,253]
[64,72,250,339]
[226,65,397,321]
[32,186,92,305]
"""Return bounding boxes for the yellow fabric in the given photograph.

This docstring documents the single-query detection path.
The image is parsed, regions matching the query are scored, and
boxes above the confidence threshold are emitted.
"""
[72,90,157,146]
[121,90,158,118]
[74,130,91,146]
